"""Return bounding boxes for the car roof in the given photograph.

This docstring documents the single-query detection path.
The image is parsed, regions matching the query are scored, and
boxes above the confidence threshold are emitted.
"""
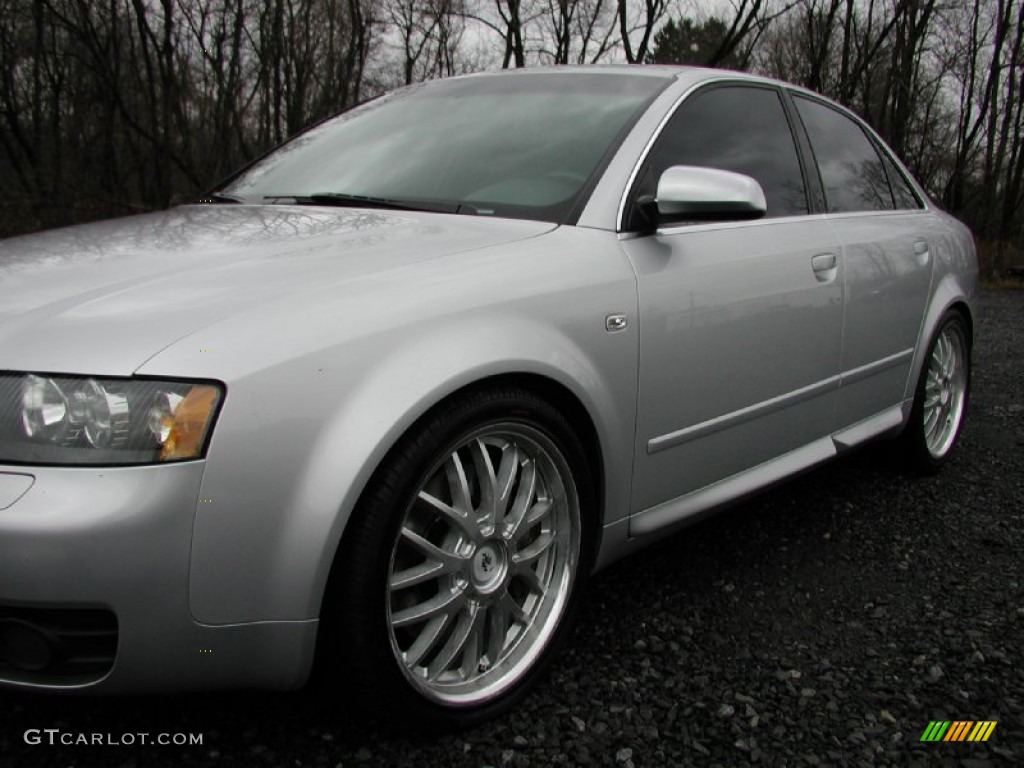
[456,64,861,123]
[457,64,790,89]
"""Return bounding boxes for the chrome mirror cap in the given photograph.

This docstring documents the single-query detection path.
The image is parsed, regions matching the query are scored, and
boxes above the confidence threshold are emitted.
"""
[656,165,767,221]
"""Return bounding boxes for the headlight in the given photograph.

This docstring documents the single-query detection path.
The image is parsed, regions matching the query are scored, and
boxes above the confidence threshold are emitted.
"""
[1,373,223,465]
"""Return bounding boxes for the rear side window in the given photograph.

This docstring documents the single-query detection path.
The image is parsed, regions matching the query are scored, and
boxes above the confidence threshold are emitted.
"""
[793,96,894,213]
[881,153,923,209]
[643,85,808,218]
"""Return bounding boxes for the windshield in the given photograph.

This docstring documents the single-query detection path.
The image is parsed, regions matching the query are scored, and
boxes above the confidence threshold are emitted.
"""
[220,72,669,223]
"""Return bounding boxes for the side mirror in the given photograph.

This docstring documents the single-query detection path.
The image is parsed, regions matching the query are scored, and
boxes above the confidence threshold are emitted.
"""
[639,165,767,226]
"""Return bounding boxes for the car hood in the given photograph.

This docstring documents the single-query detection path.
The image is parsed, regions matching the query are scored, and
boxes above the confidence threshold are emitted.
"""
[0,205,554,375]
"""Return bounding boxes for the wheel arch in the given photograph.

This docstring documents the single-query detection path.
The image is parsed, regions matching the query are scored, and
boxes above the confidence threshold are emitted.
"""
[320,370,607,613]
[949,300,974,348]
[903,276,976,407]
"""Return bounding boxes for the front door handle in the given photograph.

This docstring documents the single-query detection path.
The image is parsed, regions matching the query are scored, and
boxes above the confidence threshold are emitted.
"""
[811,252,838,282]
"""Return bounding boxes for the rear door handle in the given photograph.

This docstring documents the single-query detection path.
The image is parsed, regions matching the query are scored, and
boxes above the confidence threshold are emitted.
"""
[811,253,837,271]
[913,240,930,265]
[811,253,838,283]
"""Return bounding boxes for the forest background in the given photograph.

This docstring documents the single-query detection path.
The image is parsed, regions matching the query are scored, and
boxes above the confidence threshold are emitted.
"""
[0,0,1021,276]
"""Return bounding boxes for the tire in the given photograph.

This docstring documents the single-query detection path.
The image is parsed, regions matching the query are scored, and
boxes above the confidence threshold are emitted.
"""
[317,386,594,730]
[898,310,971,473]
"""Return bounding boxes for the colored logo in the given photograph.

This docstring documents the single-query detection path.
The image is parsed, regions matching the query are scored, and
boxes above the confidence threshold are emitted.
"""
[920,721,997,742]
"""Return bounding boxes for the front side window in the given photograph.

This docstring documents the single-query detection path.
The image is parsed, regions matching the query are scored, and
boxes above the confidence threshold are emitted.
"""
[793,96,895,213]
[221,73,669,224]
[633,84,809,222]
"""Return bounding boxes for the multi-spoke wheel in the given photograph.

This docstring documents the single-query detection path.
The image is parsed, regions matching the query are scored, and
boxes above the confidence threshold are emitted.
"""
[388,425,579,704]
[319,387,592,728]
[899,310,970,472]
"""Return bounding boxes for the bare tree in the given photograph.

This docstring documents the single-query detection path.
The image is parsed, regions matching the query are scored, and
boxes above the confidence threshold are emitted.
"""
[1,0,1023,259]
[387,0,465,83]
[616,0,669,63]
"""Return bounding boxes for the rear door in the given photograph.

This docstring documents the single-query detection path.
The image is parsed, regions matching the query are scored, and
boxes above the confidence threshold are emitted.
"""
[791,95,937,429]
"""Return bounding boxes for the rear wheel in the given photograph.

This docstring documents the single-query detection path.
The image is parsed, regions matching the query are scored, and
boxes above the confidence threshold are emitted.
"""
[899,311,970,473]
[319,387,592,729]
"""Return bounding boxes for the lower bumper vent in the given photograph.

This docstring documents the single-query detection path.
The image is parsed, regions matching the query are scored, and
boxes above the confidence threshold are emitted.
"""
[0,605,117,686]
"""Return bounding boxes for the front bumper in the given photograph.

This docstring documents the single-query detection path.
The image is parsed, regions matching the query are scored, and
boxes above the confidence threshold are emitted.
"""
[0,465,317,693]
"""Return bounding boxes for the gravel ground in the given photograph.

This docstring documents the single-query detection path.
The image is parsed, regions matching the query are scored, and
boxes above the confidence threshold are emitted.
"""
[2,288,1021,768]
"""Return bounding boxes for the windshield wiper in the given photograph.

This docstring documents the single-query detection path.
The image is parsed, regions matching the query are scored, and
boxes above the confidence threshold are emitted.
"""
[197,193,243,204]
[272,192,462,215]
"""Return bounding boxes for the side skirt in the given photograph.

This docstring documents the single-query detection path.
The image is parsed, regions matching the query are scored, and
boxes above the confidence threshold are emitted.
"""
[599,405,907,566]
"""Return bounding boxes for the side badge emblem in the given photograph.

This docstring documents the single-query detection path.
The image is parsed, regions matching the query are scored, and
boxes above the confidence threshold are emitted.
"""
[605,314,628,333]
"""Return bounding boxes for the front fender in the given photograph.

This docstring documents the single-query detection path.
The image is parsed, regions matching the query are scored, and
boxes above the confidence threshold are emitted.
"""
[155,228,638,626]
[286,315,634,622]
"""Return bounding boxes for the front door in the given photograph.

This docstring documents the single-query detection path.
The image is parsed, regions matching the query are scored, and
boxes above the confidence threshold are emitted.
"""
[620,84,844,518]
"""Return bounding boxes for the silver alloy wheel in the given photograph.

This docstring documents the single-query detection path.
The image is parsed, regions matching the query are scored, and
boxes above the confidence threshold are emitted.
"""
[386,423,580,705]
[923,322,968,459]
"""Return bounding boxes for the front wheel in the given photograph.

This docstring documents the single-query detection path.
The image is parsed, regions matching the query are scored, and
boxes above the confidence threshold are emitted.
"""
[319,387,592,729]
[898,310,971,473]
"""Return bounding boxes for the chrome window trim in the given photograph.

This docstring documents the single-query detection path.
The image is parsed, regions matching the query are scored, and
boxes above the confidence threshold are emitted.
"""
[619,207,932,241]
[627,212,828,239]
[819,209,933,222]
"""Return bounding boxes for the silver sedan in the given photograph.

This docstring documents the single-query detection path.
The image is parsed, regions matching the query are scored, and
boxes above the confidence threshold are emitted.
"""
[0,66,976,728]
